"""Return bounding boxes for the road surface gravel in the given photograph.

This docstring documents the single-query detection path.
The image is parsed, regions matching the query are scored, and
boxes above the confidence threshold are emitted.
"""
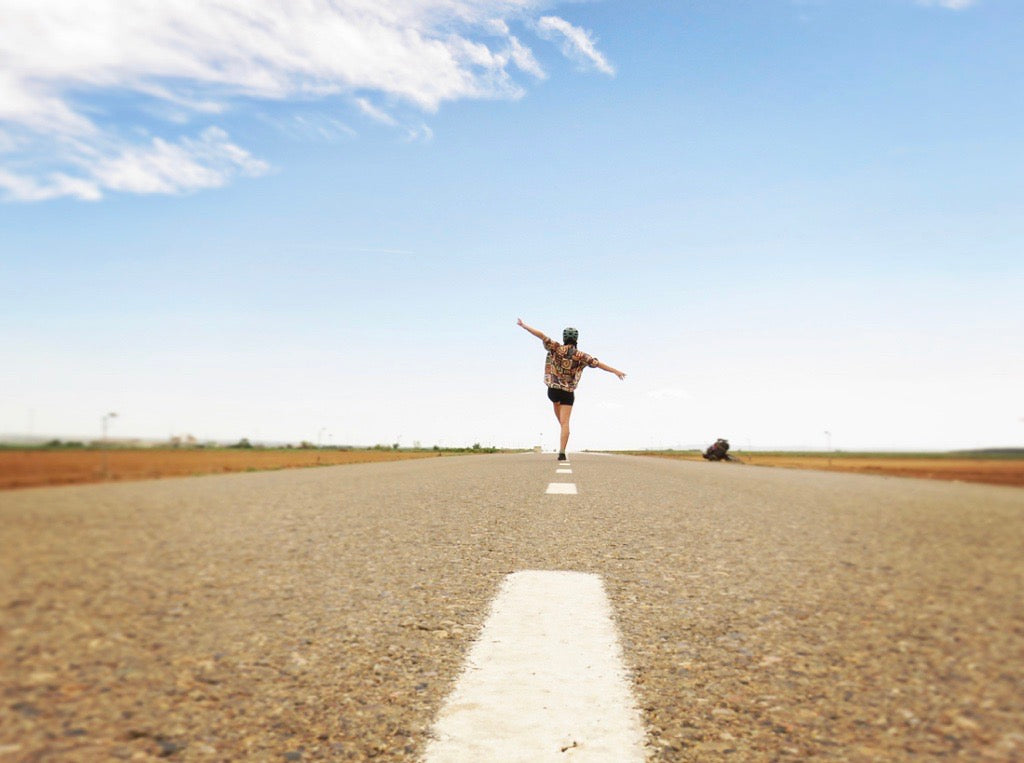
[2,453,1022,760]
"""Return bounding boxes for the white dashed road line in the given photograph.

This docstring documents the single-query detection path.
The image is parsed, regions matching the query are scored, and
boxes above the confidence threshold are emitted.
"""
[546,483,577,494]
[549,457,575,493]
[422,570,647,762]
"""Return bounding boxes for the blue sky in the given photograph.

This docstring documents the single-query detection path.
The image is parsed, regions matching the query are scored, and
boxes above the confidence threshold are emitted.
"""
[2,0,1021,451]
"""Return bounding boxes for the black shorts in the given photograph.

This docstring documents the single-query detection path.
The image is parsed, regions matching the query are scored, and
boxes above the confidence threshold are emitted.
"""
[547,386,575,406]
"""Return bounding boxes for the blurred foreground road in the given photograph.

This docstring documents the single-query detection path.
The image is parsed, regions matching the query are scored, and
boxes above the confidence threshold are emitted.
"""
[2,454,1022,761]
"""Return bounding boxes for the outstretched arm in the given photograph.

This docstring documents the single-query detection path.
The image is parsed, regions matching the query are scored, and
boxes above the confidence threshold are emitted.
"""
[595,360,626,380]
[517,318,549,343]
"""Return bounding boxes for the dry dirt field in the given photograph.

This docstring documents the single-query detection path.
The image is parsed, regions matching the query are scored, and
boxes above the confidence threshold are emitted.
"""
[634,452,1024,488]
[3,449,1022,491]
[0,449,441,490]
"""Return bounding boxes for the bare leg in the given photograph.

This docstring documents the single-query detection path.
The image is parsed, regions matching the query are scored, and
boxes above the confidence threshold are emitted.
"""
[551,402,563,453]
[558,404,573,454]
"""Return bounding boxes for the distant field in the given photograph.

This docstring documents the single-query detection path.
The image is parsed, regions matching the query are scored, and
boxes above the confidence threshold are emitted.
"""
[4,447,1021,491]
[0,448,447,490]
[620,450,1024,488]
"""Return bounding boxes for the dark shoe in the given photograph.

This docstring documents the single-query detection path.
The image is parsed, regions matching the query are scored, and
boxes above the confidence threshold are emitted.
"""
[557,452,566,461]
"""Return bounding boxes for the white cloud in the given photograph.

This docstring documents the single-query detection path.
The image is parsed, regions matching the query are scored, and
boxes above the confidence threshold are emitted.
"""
[509,36,548,79]
[0,168,102,202]
[0,0,613,201]
[490,19,548,79]
[0,70,98,137]
[356,98,399,126]
[0,126,268,201]
[537,15,615,75]
[88,128,270,195]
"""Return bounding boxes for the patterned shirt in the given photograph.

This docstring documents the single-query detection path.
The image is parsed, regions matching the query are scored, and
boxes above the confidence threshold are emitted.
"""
[543,338,599,391]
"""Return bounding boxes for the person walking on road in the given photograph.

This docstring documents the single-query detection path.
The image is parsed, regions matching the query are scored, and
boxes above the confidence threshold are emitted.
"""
[517,318,626,460]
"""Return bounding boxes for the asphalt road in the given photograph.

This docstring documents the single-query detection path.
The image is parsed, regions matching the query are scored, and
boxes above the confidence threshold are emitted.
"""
[2,453,1022,761]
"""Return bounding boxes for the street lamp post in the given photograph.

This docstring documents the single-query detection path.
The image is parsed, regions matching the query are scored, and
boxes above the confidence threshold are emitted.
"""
[102,412,118,441]
[101,412,118,479]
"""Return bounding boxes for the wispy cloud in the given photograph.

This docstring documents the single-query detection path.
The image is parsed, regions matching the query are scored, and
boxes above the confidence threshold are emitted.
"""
[287,115,357,142]
[355,98,399,127]
[0,1,613,202]
[915,0,977,8]
[0,126,268,201]
[537,16,615,75]
[489,19,547,79]
[403,123,435,143]
[88,128,270,195]
[0,168,102,203]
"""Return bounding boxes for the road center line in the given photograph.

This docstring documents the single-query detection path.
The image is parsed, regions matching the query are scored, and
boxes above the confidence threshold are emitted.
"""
[422,570,646,762]
[546,482,577,494]
[556,468,572,474]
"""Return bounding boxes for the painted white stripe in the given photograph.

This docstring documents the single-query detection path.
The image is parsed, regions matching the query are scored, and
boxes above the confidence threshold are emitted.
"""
[423,571,646,762]
[556,468,572,474]
[546,482,577,494]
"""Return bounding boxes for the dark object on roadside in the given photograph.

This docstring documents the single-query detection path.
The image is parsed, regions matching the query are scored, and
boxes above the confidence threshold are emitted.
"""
[703,438,738,462]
